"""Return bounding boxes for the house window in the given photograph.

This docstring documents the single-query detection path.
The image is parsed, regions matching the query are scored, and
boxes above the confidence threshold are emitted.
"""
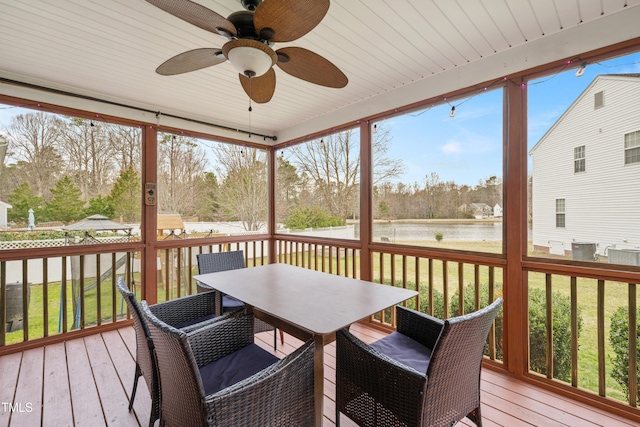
[574,145,585,173]
[624,130,640,165]
[594,91,604,109]
[555,199,565,228]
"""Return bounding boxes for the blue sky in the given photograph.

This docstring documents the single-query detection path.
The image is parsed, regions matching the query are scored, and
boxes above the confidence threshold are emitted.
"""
[2,52,639,187]
[379,51,640,186]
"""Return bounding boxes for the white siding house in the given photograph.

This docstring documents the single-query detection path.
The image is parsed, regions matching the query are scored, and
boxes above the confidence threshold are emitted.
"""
[529,74,640,261]
[0,201,11,229]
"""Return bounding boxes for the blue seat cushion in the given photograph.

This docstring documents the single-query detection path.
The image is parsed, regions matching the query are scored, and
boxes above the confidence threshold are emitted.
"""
[222,295,245,312]
[370,332,432,373]
[173,313,217,329]
[199,343,279,395]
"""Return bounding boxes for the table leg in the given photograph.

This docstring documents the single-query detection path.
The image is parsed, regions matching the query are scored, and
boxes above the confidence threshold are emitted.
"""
[313,334,324,427]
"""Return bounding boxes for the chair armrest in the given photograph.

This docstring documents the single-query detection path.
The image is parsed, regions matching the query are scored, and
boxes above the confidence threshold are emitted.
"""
[396,305,444,349]
[196,281,224,315]
[336,329,426,417]
[186,311,254,368]
[202,339,315,426]
[149,291,217,327]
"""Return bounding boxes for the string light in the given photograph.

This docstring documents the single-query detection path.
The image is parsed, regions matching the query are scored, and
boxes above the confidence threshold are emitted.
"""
[4,55,639,135]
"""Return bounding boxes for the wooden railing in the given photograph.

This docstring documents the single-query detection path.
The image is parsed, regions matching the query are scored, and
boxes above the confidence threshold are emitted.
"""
[524,261,640,408]
[370,246,504,363]
[2,235,640,416]
[274,237,360,278]
[156,239,270,303]
[1,247,140,349]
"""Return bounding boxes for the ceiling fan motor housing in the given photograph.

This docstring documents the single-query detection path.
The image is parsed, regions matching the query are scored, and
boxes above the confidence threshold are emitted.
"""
[222,39,277,77]
[241,0,262,12]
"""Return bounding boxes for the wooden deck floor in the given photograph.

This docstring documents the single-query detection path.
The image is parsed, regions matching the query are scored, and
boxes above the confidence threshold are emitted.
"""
[1,323,638,427]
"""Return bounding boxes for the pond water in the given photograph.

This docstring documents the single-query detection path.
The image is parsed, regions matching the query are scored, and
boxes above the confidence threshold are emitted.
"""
[368,221,503,242]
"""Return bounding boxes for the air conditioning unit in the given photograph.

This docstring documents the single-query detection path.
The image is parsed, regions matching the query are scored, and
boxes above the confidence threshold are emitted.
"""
[571,242,596,261]
[608,248,640,266]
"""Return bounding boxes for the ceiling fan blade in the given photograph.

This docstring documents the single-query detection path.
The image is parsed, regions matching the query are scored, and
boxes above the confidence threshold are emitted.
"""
[156,48,226,76]
[276,47,347,88]
[145,0,236,37]
[239,68,276,103]
[254,0,329,42]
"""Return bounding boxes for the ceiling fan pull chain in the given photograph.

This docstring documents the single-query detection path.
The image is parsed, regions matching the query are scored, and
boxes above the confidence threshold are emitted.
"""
[248,76,253,137]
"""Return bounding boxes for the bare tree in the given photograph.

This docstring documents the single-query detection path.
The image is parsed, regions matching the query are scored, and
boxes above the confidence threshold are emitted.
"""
[6,112,64,199]
[61,118,117,199]
[289,125,403,219]
[107,124,141,172]
[157,134,209,216]
[212,144,268,231]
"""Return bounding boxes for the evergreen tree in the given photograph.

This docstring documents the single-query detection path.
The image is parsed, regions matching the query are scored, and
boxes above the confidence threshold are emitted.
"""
[7,182,44,224]
[109,168,141,223]
[85,194,116,218]
[44,175,85,223]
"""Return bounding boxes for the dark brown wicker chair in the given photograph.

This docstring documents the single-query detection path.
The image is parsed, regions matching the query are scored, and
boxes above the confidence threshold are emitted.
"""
[196,250,284,349]
[140,301,315,427]
[336,298,503,427]
[116,277,222,427]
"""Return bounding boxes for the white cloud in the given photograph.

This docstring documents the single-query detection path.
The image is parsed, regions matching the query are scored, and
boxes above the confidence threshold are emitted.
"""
[441,140,462,154]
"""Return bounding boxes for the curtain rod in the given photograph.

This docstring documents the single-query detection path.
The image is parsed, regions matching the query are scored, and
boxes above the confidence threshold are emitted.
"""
[0,77,277,141]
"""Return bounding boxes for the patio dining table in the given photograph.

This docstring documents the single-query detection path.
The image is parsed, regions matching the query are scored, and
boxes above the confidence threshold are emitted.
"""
[193,262,418,427]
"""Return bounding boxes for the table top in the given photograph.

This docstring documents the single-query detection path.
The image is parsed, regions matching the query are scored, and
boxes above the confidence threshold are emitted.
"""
[194,263,417,335]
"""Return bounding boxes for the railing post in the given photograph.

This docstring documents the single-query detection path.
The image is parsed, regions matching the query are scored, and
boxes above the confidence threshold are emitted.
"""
[359,120,372,281]
[142,125,158,304]
[503,77,528,375]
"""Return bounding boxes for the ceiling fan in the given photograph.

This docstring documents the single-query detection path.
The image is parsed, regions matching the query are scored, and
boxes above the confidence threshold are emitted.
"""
[146,0,348,103]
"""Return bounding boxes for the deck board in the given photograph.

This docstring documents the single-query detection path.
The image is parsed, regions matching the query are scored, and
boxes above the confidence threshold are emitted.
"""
[83,334,139,427]
[11,347,43,427]
[0,352,22,427]
[66,337,104,426]
[42,343,73,426]
[1,323,639,427]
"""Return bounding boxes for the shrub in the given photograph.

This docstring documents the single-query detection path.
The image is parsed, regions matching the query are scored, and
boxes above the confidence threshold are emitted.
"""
[283,206,344,230]
[434,231,443,242]
[609,306,640,404]
[528,288,581,382]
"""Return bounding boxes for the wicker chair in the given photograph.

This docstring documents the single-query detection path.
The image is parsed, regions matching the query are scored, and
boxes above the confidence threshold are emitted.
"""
[116,277,221,427]
[196,250,284,349]
[335,298,503,427]
[140,302,315,427]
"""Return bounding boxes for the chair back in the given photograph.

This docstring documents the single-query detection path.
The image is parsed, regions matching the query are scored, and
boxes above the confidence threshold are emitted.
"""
[197,250,245,274]
[422,297,503,425]
[141,301,207,427]
[115,277,159,414]
[196,251,246,294]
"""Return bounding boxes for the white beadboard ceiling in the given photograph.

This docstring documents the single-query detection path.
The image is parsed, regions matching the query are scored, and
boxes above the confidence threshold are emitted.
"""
[0,0,639,145]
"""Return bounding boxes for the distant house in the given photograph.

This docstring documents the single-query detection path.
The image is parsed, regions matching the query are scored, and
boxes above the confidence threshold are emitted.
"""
[493,204,503,218]
[529,74,640,261]
[0,201,11,229]
[459,202,493,219]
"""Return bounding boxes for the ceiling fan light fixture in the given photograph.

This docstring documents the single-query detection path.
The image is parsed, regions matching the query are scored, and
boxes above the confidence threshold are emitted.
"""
[223,39,277,78]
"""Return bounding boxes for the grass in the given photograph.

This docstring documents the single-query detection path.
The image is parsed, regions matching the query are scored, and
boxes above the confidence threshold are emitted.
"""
[3,243,635,404]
